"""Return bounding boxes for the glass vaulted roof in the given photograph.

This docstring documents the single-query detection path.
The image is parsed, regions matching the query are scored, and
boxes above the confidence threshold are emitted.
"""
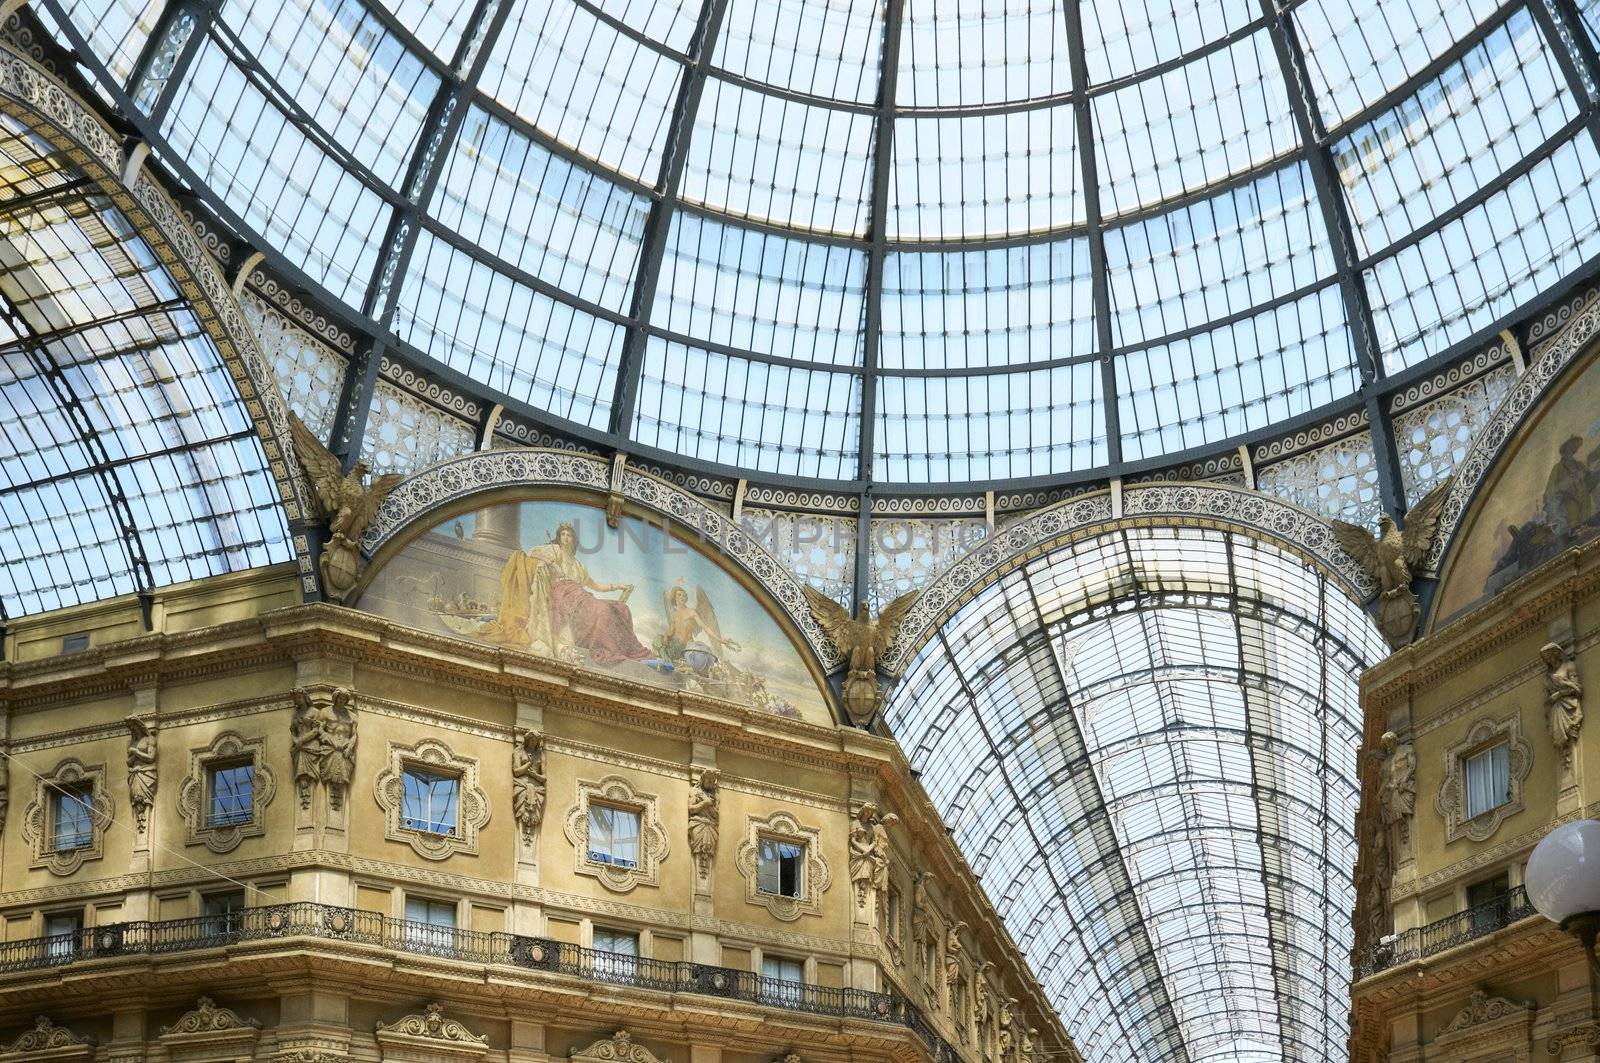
[886,525,1387,1062]
[34,0,1600,487]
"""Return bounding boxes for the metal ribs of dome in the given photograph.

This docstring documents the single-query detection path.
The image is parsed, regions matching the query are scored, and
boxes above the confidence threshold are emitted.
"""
[29,0,1600,506]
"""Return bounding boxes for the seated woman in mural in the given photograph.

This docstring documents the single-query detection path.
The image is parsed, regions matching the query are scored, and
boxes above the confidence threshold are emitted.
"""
[489,522,653,665]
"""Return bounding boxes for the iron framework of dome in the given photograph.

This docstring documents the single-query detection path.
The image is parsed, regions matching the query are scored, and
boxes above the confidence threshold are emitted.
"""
[9,0,1600,1060]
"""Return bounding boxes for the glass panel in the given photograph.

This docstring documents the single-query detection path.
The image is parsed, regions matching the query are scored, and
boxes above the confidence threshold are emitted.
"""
[758,837,805,897]
[374,0,475,58]
[403,896,456,950]
[43,912,81,960]
[882,241,1094,370]
[1080,0,1259,84]
[52,787,94,851]
[480,0,684,182]
[1465,743,1510,817]
[1093,30,1298,217]
[401,768,460,833]
[588,805,641,867]
[1332,9,1577,257]
[897,0,1072,108]
[52,0,164,84]
[208,763,255,826]
[680,78,875,235]
[714,0,884,102]
[218,0,439,188]
[593,928,640,955]
[158,37,391,307]
[889,106,1081,240]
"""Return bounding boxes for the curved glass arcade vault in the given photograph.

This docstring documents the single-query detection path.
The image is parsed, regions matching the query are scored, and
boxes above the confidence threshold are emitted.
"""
[32,0,1600,487]
[887,525,1386,1062]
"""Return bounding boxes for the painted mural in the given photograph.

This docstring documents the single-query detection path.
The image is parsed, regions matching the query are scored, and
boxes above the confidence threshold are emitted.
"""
[1436,356,1600,620]
[359,498,831,724]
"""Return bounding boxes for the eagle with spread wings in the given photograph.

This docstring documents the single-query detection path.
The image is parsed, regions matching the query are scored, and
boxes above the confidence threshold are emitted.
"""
[288,412,405,600]
[802,587,918,727]
[1329,477,1453,648]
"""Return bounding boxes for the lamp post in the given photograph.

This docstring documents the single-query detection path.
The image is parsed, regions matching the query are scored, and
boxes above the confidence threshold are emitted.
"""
[1526,819,1600,983]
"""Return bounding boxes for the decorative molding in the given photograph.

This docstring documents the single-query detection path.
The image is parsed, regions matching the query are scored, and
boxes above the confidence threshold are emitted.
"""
[159,996,262,1061]
[882,482,1376,674]
[733,810,831,922]
[1251,408,1367,464]
[743,487,858,514]
[20,759,111,876]
[0,1019,94,1060]
[563,775,669,894]
[291,687,357,811]
[375,1004,487,1063]
[1527,282,1598,344]
[176,731,276,853]
[373,737,490,861]
[357,450,842,670]
[1435,713,1533,844]
[1388,339,1512,414]
[159,997,261,1036]
[379,356,483,422]
[1435,989,1533,1035]
[1547,1022,1600,1055]
[569,1032,666,1063]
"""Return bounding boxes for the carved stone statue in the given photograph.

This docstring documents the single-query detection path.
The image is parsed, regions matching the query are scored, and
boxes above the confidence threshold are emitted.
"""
[801,588,918,727]
[125,717,158,833]
[997,998,1015,1059]
[1021,1028,1038,1063]
[1330,478,1453,648]
[944,921,967,986]
[288,411,404,603]
[1377,730,1416,847]
[512,731,546,841]
[686,767,720,880]
[848,802,899,908]
[1542,641,1584,766]
[974,961,994,1031]
[290,687,357,809]
[0,748,11,832]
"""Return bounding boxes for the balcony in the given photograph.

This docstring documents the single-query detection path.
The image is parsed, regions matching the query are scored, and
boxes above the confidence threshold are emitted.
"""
[0,901,960,1062]
[1354,885,1538,979]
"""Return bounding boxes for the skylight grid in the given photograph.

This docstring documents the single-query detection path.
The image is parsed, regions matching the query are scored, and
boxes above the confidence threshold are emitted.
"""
[713,0,884,103]
[433,106,649,314]
[479,0,684,182]
[1093,29,1299,216]
[370,0,475,57]
[159,37,390,307]
[1333,7,1578,257]
[652,212,868,366]
[888,106,1083,240]
[897,0,1072,109]
[1081,0,1260,84]
[52,0,161,85]
[594,0,700,54]
[219,0,438,188]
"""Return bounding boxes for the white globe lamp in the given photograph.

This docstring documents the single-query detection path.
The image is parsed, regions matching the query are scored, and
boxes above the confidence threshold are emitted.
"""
[1525,819,1600,980]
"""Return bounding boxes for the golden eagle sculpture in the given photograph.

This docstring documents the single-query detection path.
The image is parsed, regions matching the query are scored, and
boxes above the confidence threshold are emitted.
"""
[288,412,404,603]
[1329,478,1453,649]
[802,587,918,727]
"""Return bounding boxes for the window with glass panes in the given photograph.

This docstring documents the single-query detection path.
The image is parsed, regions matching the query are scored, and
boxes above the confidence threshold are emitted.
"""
[207,761,255,826]
[592,927,639,979]
[50,785,93,852]
[757,837,805,897]
[202,890,247,935]
[1464,742,1511,818]
[587,804,641,867]
[761,954,805,1003]
[43,911,81,958]
[402,767,460,834]
[404,895,456,950]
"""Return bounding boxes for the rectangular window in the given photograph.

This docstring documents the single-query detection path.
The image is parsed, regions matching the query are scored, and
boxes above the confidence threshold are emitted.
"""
[591,927,639,981]
[756,838,805,898]
[402,767,460,834]
[201,890,247,937]
[1464,742,1511,818]
[50,785,94,852]
[1467,872,1511,935]
[761,954,805,1004]
[43,911,81,960]
[587,804,641,868]
[207,762,256,827]
[403,895,457,952]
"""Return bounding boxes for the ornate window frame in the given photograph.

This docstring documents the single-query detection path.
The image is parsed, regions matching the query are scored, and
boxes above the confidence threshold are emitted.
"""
[177,732,276,853]
[1435,713,1532,843]
[563,775,669,893]
[373,738,490,860]
[734,809,830,921]
[20,759,112,876]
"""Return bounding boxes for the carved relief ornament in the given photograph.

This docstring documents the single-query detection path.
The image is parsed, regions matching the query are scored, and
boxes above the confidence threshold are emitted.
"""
[290,687,356,810]
[569,1032,666,1063]
[1434,713,1533,843]
[733,809,831,921]
[158,997,261,1062]
[563,775,669,893]
[176,731,276,853]
[0,1018,95,1060]
[375,1004,487,1063]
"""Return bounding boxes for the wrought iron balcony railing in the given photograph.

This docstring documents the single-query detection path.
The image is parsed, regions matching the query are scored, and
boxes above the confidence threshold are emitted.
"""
[0,902,960,1063]
[1354,884,1537,979]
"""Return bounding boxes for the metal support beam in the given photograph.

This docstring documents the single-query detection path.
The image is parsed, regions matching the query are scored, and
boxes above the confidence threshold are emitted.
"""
[1529,0,1600,150]
[1060,0,1120,467]
[606,0,733,438]
[1257,0,1407,520]
[132,0,213,128]
[852,0,907,613]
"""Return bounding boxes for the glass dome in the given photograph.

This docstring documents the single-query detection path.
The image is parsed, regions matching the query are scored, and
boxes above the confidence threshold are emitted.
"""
[34,0,1600,489]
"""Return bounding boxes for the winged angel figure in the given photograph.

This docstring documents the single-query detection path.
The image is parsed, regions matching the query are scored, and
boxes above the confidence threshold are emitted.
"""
[288,412,404,602]
[1329,478,1453,649]
[802,587,918,727]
